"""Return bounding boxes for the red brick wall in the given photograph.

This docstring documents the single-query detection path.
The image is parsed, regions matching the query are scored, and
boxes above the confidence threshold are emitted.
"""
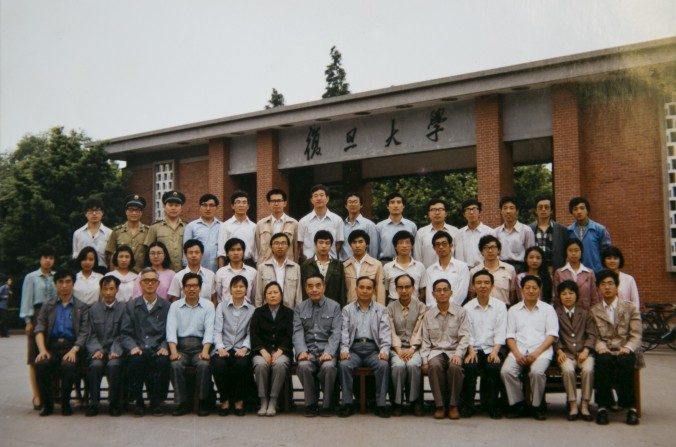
[256,130,288,220]
[208,138,240,221]
[579,93,675,303]
[178,158,209,222]
[128,166,154,225]
[552,84,581,225]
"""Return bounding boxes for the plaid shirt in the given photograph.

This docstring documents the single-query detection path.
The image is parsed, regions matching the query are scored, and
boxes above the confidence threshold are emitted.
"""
[534,223,553,266]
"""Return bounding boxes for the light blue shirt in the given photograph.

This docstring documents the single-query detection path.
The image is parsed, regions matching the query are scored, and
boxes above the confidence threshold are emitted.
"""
[20,269,56,322]
[567,218,612,273]
[166,298,215,345]
[355,301,375,340]
[376,217,417,260]
[213,300,254,351]
[341,214,379,261]
[183,217,221,272]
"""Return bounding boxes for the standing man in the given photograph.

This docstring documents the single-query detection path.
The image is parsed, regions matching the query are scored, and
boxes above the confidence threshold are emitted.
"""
[255,188,298,263]
[388,274,426,416]
[501,275,559,420]
[298,184,344,262]
[120,267,171,416]
[85,275,125,417]
[591,269,641,426]
[183,193,222,272]
[568,197,612,273]
[494,196,535,273]
[73,197,111,268]
[293,275,342,417]
[34,269,89,416]
[384,231,426,303]
[454,199,494,269]
[106,194,149,273]
[167,273,215,416]
[341,192,379,261]
[218,190,257,268]
[0,277,11,337]
[469,235,516,305]
[300,230,346,306]
[343,229,385,305]
[529,195,568,272]
[420,278,471,420]
[338,277,391,418]
[167,239,216,303]
[144,190,186,272]
[255,233,302,308]
[414,199,458,268]
[424,231,470,307]
[376,192,417,263]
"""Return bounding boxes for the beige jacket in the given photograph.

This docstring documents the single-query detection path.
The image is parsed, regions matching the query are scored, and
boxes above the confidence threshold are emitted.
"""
[590,298,642,353]
[343,254,385,305]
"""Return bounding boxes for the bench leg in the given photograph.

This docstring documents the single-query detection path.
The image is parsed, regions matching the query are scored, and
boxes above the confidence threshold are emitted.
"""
[634,369,641,418]
[359,373,366,414]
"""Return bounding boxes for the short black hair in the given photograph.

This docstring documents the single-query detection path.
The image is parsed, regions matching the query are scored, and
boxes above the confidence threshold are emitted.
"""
[182,272,203,288]
[76,246,99,269]
[314,230,334,244]
[230,190,249,205]
[461,198,482,213]
[565,239,584,256]
[472,269,494,285]
[100,275,121,289]
[534,194,554,211]
[344,191,363,205]
[431,230,453,246]
[568,196,591,214]
[478,235,500,252]
[310,184,328,196]
[53,269,76,284]
[356,276,376,288]
[230,274,248,289]
[392,230,414,247]
[266,188,287,202]
[520,274,542,289]
[305,274,325,285]
[348,229,370,245]
[601,245,625,269]
[270,232,291,246]
[38,244,56,258]
[499,196,518,209]
[557,280,579,300]
[199,193,219,206]
[183,239,204,254]
[225,237,246,253]
[112,245,135,268]
[595,269,619,287]
[426,198,448,211]
[263,281,284,298]
[432,278,451,291]
[385,191,406,206]
[394,273,415,288]
[83,197,103,212]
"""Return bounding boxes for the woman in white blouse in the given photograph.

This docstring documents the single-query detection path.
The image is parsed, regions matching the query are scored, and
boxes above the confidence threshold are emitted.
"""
[602,245,640,308]
[108,245,138,303]
[72,247,103,306]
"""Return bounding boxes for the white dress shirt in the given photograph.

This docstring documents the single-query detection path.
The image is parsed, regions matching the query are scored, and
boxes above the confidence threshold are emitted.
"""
[168,266,216,301]
[463,296,507,354]
[217,216,257,261]
[298,209,344,260]
[424,258,470,307]
[454,223,494,268]
[414,223,459,268]
[505,300,559,360]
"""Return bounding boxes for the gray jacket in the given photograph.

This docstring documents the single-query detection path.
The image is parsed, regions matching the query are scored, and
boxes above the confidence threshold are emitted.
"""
[293,296,342,357]
[120,295,170,353]
[86,301,125,357]
[340,301,391,355]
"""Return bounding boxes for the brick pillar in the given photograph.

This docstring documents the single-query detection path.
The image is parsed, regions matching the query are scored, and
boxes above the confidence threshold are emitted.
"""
[475,94,513,227]
[256,129,288,220]
[208,138,239,220]
[551,84,581,225]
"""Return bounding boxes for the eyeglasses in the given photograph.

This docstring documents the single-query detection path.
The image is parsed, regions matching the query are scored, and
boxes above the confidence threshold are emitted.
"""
[268,199,285,204]
[483,245,499,251]
[141,279,158,284]
[396,285,413,290]
[464,206,479,213]
[86,209,102,214]
[272,241,289,246]
[434,288,451,293]
[429,207,446,213]
[434,241,450,247]
[200,203,217,208]
[184,284,200,289]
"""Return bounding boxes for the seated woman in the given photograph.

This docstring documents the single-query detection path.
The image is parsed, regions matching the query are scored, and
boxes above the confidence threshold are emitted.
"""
[552,240,599,310]
[72,246,103,306]
[108,245,138,303]
[601,246,640,309]
[513,246,552,304]
[212,275,255,416]
[251,281,294,416]
[133,241,175,300]
[554,280,597,421]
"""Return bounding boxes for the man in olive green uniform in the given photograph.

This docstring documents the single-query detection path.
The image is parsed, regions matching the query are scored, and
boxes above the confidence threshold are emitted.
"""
[106,195,149,272]
[144,191,186,272]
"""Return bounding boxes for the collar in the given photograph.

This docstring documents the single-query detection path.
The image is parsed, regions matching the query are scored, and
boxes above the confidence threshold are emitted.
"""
[311,296,327,307]
[431,304,456,318]
[602,297,618,310]
[516,300,542,311]
[470,297,494,310]
[58,296,75,307]
[104,300,117,309]
[561,262,591,274]
[345,214,364,225]
[160,218,184,227]
[385,216,405,225]
[309,209,332,221]
[195,217,221,227]
[354,300,374,311]
[138,295,159,307]
[179,298,203,309]
[270,213,288,222]
[497,221,524,233]
[227,215,252,225]
[227,300,252,310]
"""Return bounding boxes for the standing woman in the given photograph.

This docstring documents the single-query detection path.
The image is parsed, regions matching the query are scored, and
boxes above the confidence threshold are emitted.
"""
[601,246,640,309]
[513,246,552,304]
[552,240,599,310]
[133,241,175,299]
[108,245,138,303]
[251,282,294,416]
[72,247,103,306]
[212,275,255,416]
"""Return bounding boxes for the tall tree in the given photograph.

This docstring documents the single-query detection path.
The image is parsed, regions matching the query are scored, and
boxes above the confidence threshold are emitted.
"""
[0,127,128,277]
[265,88,285,109]
[322,45,350,98]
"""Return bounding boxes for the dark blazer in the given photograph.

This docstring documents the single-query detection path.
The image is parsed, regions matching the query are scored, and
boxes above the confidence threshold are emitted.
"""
[34,296,89,349]
[555,306,597,358]
[86,300,125,357]
[301,258,346,307]
[529,220,569,271]
[120,295,170,353]
[250,304,294,357]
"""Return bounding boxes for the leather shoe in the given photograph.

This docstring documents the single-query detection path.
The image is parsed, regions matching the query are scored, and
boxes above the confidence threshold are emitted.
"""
[319,407,334,417]
[460,405,476,418]
[489,408,503,419]
[506,403,526,419]
[61,404,73,416]
[337,405,354,418]
[39,405,53,417]
[581,411,594,422]
[133,406,145,417]
[109,407,122,417]
[85,405,99,417]
[413,400,424,417]
[304,405,319,417]
[448,406,460,420]
[533,405,547,421]
[172,403,191,416]
[391,404,402,417]
[197,404,210,417]
[596,409,609,425]
[150,405,164,416]
[567,411,578,421]
[234,407,245,416]
[433,407,445,419]
[218,407,230,416]
[626,409,639,426]
[375,406,390,418]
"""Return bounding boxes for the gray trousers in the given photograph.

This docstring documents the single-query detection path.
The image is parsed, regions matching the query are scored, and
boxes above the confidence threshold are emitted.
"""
[501,353,550,407]
[297,355,338,408]
[170,337,211,405]
[252,354,290,399]
[560,355,594,402]
[428,353,464,407]
[339,341,389,407]
[390,350,422,404]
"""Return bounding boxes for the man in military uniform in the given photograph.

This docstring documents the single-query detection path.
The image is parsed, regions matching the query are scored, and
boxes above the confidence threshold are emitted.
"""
[143,191,186,272]
[106,194,149,272]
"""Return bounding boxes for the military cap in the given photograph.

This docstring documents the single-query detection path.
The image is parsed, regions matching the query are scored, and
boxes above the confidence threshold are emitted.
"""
[125,194,146,209]
[162,190,185,205]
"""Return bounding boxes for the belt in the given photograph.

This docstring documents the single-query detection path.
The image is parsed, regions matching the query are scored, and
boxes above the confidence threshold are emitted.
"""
[354,338,374,344]
[52,338,75,345]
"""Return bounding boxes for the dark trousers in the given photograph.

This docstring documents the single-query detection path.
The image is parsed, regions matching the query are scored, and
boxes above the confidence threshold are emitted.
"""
[35,340,80,408]
[128,351,170,408]
[170,337,211,405]
[595,352,636,408]
[88,357,123,408]
[212,350,252,404]
[339,341,389,407]
[0,308,9,337]
[461,351,503,411]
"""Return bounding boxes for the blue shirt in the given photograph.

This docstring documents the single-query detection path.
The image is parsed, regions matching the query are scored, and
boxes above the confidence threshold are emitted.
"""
[376,217,417,260]
[51,298,75,340]
[166,297,216,345]
[355,301,375,340]
[567,218,612,273]
[183,217,222,272]
[341,214,380,261]
[20,269,56,322]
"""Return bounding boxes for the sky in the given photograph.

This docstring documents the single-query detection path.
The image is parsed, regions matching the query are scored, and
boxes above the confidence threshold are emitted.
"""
[1,0,674,152]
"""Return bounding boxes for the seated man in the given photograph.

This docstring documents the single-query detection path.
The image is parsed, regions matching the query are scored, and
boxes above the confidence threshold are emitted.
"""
[293,275,342,417]
[301,230,346,306]
[34,269,89,416]
[120,267,171,416]
[501,275,558,421]
[338,276,391,418]
[86,275,125,417]
[387,274,426,416]
[462,270,507,419]
[167,272,215,416]
[555,280,597,421]
[421,279,471,420]
[591,269,642,426]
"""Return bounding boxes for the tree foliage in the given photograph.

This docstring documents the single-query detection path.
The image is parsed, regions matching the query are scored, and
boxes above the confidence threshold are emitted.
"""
[0,127,128,277]
[322,46,350,98]
[265,88,285,109]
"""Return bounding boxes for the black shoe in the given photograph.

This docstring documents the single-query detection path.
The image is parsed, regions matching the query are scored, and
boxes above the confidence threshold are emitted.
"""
[319,406,334,417]
[596,409,609,425]
[304,405,319,417]
[533,405,547,421]
[39,404,54,417]
[85,405,99,417]
[198,402,210,417]
[391,404,402,417]
[412,400,424,417]
[109,406,122,417]
[133,406,145,417]
[172,403,191,416]
[61,404,73,416]
[337,405,354,418]
[375,406,390,418]
[489,408,503,419]
[506,402,526,419]
[218,407,230,416]
[626,409,639,426]
[460,405,476,418]
[150,405,164,416]
[233,407,245,416]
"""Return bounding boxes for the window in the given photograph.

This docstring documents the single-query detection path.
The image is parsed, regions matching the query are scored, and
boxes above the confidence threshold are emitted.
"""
[665,101,676,271]
[154,161,174,220]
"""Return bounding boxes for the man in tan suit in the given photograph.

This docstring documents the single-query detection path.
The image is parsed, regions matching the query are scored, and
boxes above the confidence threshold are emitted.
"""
[591,269,641,426]
[255,189,298,263]
[343,229,385,305]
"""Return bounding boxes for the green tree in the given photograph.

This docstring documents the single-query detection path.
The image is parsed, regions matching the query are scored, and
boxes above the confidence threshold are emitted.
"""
[0,127,128,277]
[322,45,350,98]
[513,164,553,222]
[264,88,285,109]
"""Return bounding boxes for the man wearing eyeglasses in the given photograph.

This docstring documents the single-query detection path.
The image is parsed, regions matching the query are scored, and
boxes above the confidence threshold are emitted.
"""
[414,199,458,268]
[454,199,494,269]
[218,190,257,268]
[106,195,148,273]
[423,231,470,307]
[529,195,568,272]
[183,193,222,272]
[73,197,111,268]
[468,235,516,306]
[255,188,299,263]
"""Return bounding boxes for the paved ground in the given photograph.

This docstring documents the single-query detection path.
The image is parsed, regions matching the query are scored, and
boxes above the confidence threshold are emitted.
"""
[1,334,674,447]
